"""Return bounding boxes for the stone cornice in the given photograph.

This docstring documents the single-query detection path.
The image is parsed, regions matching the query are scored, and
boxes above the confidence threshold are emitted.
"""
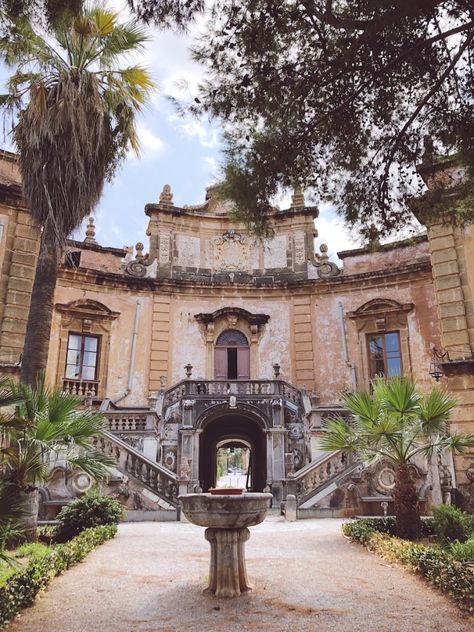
[57,259,432,295]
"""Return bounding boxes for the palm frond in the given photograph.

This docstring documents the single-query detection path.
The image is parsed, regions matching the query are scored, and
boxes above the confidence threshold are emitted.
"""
[319,418,359,452]
[418,388,457,435]
[378,376,420,418]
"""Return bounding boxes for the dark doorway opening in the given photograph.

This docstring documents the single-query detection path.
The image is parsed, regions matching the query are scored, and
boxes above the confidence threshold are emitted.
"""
[199,415,266,492]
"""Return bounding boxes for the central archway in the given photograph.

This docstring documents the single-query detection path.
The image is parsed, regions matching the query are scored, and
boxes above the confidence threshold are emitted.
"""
[199,414,267,492]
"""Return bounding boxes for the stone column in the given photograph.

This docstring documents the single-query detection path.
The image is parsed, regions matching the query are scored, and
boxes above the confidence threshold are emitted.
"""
[204,528,251,598]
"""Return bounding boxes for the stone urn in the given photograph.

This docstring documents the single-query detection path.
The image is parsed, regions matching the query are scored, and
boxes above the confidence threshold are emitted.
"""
[179,492,272,598]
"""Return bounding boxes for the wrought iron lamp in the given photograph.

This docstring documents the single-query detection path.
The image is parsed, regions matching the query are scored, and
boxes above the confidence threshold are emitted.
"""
[429,347,449,382]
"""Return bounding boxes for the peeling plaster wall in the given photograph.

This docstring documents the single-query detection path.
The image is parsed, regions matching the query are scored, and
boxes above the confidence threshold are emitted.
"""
[168,294,292,385]
[340,241,430,275]
[313,275,439,405]
[48,283,153,405]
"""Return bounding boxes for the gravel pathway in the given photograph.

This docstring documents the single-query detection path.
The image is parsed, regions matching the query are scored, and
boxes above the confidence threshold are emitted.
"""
[5,518,472,632]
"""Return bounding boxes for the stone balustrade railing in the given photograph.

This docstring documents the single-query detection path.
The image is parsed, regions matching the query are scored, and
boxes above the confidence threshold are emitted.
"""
[103,412,151,432]
[287,450,359,506]
[63,378,100,397]
[94,430,179,509]
[163,379,302,408]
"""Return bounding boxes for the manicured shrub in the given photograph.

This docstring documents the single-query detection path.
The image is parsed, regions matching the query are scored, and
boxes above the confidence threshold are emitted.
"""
[0,524,116,628]
[54,491,123,543]
[342,517,435,542]
[432,504,474,546]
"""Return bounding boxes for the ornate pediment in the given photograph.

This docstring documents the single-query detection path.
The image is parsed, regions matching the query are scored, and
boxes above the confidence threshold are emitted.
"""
[195,307,269,328]
[348,299,414,318]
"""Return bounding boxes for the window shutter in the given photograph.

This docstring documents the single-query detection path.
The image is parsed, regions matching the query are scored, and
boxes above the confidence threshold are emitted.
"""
[237,347,250,379]
[214,347,227,379]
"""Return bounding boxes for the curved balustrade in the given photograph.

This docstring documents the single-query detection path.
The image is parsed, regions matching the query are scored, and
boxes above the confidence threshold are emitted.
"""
[94,431,179,508]
[163,379,302,408]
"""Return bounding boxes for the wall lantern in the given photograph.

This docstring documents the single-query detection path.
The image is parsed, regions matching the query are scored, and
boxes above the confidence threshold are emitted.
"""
[429,347,449,382]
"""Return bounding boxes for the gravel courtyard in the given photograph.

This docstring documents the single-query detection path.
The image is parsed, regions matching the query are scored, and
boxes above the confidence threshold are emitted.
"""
[5,518,472,632]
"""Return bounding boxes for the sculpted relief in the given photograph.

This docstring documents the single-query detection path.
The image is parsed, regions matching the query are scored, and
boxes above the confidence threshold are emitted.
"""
[213,230,250,271]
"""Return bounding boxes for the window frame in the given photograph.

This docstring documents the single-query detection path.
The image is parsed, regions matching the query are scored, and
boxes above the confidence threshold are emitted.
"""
[64,332,101,382]
[366,330,402,379]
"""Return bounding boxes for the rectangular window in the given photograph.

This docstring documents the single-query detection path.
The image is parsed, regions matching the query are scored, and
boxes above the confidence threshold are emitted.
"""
[367,331,402,378]
[65,333,99,381]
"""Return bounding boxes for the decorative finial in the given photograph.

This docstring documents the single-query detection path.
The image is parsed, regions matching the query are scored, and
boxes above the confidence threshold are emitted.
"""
[84,217,97,244]
[291,186,305,208]
[135,242,144,262]
[319,243,329,261]
[159,184,174,206]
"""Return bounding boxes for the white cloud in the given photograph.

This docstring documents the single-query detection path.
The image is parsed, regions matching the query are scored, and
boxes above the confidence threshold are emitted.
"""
[315,203,360,263]
[127,124,166,160]
[168,114,220,148]
[203,155,219,178]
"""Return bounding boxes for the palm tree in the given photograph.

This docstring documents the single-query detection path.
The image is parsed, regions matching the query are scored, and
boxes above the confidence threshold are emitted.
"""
[320,377,474,540]
[0,375,115,539]
[0,4,155,385]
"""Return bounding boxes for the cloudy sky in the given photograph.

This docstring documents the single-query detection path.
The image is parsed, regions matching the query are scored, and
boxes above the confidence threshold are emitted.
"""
[0,2,359,261]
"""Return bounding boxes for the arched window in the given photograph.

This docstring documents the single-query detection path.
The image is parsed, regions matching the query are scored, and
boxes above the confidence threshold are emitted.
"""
[215,329,250,380]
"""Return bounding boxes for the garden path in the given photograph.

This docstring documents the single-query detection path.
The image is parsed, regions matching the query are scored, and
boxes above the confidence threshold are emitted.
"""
[5,518,472,632]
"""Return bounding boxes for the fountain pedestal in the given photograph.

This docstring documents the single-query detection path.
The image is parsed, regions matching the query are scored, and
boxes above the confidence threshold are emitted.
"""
[179,493,272,598]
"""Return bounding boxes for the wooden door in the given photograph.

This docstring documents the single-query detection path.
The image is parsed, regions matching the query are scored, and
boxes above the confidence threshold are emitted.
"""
[214,347,227,379]
[237,347,250,379]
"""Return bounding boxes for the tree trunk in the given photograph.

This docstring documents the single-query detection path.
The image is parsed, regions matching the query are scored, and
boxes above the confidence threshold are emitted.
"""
[21,489,39,542]
[393,464,421,540]
[20,232,59,386]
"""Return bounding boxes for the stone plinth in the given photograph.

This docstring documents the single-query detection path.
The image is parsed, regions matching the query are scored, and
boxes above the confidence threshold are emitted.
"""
[179,493,272,597]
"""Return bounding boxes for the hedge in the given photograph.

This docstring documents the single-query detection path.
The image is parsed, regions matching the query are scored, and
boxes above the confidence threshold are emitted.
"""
[0,524,117,629]
[343,521,474,613]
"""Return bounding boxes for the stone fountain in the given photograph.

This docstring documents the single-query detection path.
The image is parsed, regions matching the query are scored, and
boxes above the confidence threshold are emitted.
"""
[179,492,272,598]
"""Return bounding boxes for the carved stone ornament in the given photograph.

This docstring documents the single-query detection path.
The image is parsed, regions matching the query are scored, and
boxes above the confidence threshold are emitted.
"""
[213,230,250,271]
[183,399,196,410]
[287,423,304,440]
[125,260,148,278]
[466,467,474,483]
[164,449,177,472]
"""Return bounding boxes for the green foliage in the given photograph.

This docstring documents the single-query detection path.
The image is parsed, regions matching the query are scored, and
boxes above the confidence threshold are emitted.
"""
[449,538,474,563]
[343,521,474,612]
[433,504,474,546]
[322,377,474,540]
[185,1,474,238]
[0,375,115,492]
[14,543,50,560]
[0,524,116,628]
[54,491,123,543]
[343,517,435,541]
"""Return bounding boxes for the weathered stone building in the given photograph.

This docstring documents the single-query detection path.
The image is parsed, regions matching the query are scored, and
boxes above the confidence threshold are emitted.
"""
[1,148,473,519]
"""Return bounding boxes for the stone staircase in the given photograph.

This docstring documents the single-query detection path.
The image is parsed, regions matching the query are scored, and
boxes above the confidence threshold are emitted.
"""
[286,450,363,517]
[94,431,179,510]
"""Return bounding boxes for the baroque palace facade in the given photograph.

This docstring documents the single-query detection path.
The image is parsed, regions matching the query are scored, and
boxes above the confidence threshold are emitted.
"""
[1,148,473,519]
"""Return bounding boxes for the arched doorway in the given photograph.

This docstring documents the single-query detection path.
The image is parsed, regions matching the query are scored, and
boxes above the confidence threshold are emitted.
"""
[199,414,266,491]
[214,330,250,379]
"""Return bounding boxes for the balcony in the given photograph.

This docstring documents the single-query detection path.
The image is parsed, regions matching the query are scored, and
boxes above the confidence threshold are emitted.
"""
[163,379,303,408]
[62,378,100,397]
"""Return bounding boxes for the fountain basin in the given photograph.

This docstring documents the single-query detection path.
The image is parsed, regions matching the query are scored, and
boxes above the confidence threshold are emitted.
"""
[179,492,272,597]
[180,492,272,529]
